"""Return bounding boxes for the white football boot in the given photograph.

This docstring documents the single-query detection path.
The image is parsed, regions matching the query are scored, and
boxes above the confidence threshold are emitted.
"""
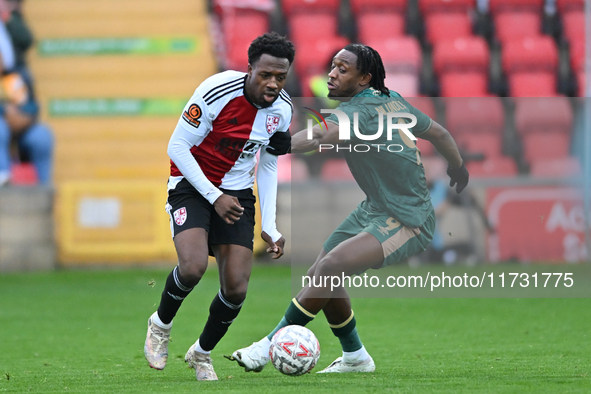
[317,355,375,373]
[185,342,218,381]
[227,337,270,372]
[144,312,171,370]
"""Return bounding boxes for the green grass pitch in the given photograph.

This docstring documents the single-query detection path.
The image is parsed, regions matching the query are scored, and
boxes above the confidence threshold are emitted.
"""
[0,265,589,393]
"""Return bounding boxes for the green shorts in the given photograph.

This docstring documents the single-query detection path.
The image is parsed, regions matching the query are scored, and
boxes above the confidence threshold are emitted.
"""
[323,201,435,270]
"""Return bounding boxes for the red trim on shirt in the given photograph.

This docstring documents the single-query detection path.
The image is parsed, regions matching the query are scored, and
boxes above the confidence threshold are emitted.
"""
[170,96,258,186]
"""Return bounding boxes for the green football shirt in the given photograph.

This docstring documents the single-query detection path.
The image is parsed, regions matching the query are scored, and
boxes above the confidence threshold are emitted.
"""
[325,88,434,228]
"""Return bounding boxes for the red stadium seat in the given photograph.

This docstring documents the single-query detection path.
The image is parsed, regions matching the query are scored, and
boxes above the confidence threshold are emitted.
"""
[288,12,350,78]
[295,36,350,76]
[405,97,436,119]
[445,97,505,135]
[494,12,542,44]
[502,36,558,74]
[521,132,571,161]
[439,72,489,97]
[562,11,584,43]
[289,13,339,44]
[222,11,269,71]
[570,39,584,72]
[424,13,473,45]
[320,159,355,181]
[213,0,274,15]
[10,163,38,185]
[384,71,420,97]
[529,157,582,177]
[357,12,405,43]
[508,72,557,97]
[282,0,339,15]
[557,0,584,13]
[433,36,490,75]
[489,0,543,14]
[455,133,503,158]
[466,156,518,177]
[367,36,422,72]
[514,97,573,135]
[351,0,406,14]
[419,0,475,16]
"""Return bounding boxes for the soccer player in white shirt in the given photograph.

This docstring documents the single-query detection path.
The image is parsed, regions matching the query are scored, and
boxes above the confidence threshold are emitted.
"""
[144,32,295,381]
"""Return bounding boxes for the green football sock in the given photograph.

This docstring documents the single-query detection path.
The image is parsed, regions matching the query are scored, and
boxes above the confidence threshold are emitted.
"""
[267,298,316,340]
[330,311,363,352]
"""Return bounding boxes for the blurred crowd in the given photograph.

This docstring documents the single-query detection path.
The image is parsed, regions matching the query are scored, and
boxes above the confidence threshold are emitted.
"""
[0,0,52,187]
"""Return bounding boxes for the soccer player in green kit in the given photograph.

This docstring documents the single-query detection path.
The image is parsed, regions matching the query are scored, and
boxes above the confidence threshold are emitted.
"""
[228,44,469,373]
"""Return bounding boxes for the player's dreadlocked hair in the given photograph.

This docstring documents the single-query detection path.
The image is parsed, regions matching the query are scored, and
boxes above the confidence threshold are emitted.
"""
[248,32,296,66]
[343,43,390,96]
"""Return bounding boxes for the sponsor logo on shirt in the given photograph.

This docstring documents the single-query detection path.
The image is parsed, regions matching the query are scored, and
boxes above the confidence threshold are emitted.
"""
[182,103,202,128]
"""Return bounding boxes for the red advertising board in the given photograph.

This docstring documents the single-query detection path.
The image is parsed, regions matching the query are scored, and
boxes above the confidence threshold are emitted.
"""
[486,187,588,263]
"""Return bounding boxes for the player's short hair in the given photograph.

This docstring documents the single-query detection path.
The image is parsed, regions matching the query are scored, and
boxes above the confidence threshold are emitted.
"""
[343,43,390,97]
[248,32,295,66]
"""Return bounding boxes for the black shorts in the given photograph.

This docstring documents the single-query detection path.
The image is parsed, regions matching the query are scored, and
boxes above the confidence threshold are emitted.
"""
[166,178,256,253]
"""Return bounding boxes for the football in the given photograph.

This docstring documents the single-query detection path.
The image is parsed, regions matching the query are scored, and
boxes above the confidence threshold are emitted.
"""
[269,325,321,376]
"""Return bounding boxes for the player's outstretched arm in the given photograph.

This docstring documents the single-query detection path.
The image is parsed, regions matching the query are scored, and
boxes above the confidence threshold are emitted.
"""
[419,121,469,193]
[290,121,340,153]
[265,131,291,155]
[419,121,462,166]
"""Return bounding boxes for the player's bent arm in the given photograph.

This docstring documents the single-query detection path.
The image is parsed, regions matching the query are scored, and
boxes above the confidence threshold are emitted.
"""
[167,119,223,204]
[290,121,340,153]
[256,149,282,243]
[418,121,463,168]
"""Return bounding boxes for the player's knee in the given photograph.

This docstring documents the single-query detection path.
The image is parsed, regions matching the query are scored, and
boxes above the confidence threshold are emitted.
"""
[220,282,248,305]
[177,259,207,286]
[315,254,342,277]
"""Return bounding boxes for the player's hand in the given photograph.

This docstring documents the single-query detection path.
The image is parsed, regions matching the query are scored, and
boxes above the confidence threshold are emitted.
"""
[261,231,285,259]
[214,194,244,225]
[266,131,291,156]
[447,162,469,194]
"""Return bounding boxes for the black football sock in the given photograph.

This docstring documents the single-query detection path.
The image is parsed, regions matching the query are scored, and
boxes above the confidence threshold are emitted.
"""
[198,290,243,351]
[157,266,195,325]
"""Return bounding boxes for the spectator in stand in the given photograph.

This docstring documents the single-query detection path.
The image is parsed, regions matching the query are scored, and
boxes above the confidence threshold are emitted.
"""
[0,0,53,186]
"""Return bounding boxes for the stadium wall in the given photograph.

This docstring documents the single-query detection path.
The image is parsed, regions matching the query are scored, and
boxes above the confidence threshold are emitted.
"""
[0,187,55,272]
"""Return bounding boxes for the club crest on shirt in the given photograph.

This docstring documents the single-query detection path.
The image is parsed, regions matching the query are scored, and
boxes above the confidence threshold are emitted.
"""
[266,115,280,134]
[174,207,187,226]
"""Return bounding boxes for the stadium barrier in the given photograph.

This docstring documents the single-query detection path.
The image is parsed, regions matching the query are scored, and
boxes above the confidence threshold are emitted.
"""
[0,186,55,272]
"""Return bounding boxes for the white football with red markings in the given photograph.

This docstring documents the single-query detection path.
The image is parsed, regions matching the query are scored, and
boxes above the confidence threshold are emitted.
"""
[269,325,321,376]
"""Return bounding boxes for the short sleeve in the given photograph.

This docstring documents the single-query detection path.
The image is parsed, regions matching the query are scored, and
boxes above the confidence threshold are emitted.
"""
[324,101,372,141]
[402,98,433,136]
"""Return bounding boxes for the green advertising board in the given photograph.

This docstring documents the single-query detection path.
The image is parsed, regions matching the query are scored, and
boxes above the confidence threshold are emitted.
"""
[49,98,187,116]
[39,37,198,56]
